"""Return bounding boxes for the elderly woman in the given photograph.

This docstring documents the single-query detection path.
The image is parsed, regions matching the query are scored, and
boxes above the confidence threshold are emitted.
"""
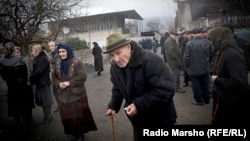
[92,42,103,76]
[52,43,97,141]
[30,44,54,125]
[209,27,249,126]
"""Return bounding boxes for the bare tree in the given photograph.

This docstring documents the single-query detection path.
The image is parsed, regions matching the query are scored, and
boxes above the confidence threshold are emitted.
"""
[0,0,85,53]
[145,18,164,32]
[161,1,177,32]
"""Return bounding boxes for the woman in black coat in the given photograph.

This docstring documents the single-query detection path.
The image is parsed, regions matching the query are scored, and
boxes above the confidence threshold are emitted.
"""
[92,42,103,76]
[30,44,54,125]
[209,27,249,126]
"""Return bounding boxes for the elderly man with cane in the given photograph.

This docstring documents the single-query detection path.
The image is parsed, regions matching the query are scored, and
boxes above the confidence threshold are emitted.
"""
[105,33,177,141]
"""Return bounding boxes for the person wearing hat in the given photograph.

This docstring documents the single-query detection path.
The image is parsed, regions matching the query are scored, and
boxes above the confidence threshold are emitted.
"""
[0,42,35,133]
[52,43,97,141]
[183,28,213,105]
[164,31,185,93]
[221,23,250,73]
[201,27,212,39]
[105,33,177,141]
[92,42,103,76]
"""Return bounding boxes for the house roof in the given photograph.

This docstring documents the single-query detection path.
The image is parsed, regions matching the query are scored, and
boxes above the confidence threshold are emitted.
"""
[87,9,144,20]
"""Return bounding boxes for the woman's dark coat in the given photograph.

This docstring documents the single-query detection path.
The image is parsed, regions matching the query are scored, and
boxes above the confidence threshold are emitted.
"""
[30,51,51,87]
[92,43,104,72]
[108,41,177,127]
[209,27,249,125]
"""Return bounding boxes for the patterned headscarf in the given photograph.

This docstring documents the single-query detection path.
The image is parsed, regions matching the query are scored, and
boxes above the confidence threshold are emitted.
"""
[57,43,75,76]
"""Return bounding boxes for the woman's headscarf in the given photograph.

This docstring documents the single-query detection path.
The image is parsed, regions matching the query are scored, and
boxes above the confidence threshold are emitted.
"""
[209,27,243,73]
[57,43,75,76]
[209,27,239,53]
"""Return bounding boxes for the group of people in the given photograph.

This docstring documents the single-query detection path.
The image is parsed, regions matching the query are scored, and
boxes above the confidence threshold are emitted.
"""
[0,23,249,141]
[0,41,98,141]
[138,37,159,53]
[105,24,249,140]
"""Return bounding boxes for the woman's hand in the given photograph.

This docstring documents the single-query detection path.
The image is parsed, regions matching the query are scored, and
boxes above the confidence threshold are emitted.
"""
[59,81,70,89]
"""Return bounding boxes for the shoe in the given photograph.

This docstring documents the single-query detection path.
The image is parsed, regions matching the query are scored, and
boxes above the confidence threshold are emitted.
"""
[182,83,188,87]
[191,101,203,105]
[176,88,185,93]
[40,115,53,125]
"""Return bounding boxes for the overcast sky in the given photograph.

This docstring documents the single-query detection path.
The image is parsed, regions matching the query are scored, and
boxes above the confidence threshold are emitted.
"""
[80,0,177,19]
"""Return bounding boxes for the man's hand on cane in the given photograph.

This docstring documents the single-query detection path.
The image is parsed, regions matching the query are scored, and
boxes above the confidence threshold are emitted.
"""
[106,109,116,116]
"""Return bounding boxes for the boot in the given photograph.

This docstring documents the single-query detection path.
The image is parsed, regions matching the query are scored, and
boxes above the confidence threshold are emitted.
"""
[97,71,101,76]
[40,115,53,125]
[40,106,53,125]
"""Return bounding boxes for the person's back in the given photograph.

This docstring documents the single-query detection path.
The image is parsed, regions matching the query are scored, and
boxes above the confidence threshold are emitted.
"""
[92,42,103,76]
[221,23,250,86]
[184,36,213,76]
[236,36,250,71]
[151,37,158,54]
[0,56,27,88]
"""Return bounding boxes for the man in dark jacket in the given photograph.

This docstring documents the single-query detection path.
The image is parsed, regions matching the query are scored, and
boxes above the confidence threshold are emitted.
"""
[0,42,34,132]
[164,31,185,93]
[105,33,177,141]
[184,28,213,105]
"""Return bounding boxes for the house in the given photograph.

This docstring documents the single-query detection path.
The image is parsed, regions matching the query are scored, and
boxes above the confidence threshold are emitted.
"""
[47,10,144,48]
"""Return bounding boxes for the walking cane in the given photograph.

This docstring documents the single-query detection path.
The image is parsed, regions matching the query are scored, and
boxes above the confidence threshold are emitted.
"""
[110,115,115,141]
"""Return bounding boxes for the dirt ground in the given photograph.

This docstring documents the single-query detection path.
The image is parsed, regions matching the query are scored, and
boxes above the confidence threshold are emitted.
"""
[0,51,213,141]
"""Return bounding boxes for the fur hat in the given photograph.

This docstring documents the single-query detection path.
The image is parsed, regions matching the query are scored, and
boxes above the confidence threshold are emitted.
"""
[103,33,131,54]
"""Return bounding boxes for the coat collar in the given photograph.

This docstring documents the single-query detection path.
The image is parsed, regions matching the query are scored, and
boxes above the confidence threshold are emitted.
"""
[127,41,143,68]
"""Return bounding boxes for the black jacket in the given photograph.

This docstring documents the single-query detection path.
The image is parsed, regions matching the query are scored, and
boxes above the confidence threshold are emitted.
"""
[0,55,34,116]
[30,51,51,87]
[108,41,177,127]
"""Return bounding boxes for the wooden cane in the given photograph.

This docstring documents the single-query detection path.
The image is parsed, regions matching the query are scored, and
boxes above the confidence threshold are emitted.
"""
[110,115,115,141]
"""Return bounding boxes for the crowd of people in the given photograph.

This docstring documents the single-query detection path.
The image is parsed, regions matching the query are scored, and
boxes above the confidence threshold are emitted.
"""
[0,23,249,141]
[0,42,98,141]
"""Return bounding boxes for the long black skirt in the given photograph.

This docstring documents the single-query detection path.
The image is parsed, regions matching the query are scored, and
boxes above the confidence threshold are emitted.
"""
[59,96,97,135]
[34,85,54,107]
[94,59,103,73]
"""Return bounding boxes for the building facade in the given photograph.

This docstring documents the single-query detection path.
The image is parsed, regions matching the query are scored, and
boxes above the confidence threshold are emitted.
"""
[48,10,144,48]
[174,0,250,40]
